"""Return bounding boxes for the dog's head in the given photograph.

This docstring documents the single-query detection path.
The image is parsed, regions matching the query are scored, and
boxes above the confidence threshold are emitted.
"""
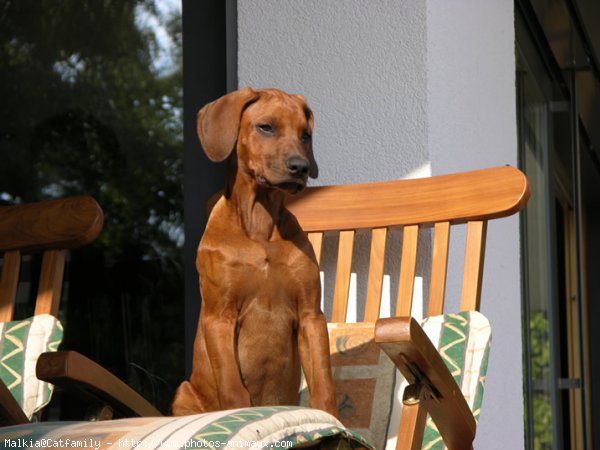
[197,87,318,193]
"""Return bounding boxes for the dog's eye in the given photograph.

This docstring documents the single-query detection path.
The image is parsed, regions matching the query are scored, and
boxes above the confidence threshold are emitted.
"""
[257,124,274,135]
[301,132,312,143]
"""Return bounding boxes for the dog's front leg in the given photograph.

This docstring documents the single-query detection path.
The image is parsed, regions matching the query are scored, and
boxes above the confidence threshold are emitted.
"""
[202,310,252,409]
[298,309,339,419]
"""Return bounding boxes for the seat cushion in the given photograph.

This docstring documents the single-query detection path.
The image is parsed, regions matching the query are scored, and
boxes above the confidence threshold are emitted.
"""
[0,406,374,449]
[0,314,63,419]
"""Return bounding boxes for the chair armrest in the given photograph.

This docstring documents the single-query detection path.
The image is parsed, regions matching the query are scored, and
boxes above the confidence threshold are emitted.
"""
[36,351,162,417]
[0,380,28,425]
[375,316,476,449]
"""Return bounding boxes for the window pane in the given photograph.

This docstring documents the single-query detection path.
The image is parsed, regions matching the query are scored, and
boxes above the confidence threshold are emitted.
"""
[519,56,555,449]
[0,0,183,416]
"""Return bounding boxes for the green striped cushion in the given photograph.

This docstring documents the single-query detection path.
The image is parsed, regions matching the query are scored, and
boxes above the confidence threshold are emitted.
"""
[419,311,491,449]
[0,315,63,419]
[0,312,487,448]
[0,406,374,449]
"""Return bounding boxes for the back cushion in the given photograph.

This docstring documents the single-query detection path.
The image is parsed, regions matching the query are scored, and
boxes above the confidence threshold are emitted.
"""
[299,311,491,450]
[0,314,63,419]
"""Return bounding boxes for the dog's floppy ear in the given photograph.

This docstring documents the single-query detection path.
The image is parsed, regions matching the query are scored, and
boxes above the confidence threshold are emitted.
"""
[304,106,319,179]
[197,87,260,162]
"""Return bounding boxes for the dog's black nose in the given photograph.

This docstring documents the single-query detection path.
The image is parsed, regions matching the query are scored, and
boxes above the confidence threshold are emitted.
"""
[286,156,310,177]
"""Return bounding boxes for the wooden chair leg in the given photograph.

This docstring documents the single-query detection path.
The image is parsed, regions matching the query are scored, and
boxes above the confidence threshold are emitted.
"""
[396,383,430,450]
[0,380,28,425]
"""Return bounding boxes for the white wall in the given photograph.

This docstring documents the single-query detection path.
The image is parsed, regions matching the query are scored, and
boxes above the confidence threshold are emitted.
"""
[238,1,430,184]
[238,1,523,448]
[426,2,522,448]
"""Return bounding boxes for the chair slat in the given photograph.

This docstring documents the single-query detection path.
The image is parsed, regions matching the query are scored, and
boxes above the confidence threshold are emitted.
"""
[460,221,488,311]
[364,227,388,322]
[332,230,355,322]
[307,232,324,264]
[428,222,450,316]
[34,250,66,317]
[0,251,21,322]
[396,225,419,317]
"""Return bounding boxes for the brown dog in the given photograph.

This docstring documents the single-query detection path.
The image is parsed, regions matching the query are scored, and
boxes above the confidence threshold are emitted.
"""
[171,87,338,418]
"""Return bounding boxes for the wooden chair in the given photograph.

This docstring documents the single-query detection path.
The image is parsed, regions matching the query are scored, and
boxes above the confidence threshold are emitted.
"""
[286,166,530,449]
[0,196,160,425]
[0,167,528,450]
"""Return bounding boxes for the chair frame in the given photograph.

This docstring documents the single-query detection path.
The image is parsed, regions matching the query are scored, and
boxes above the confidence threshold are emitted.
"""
[286,166,530,450]
[0,166,529,449]
[0,196,160,425]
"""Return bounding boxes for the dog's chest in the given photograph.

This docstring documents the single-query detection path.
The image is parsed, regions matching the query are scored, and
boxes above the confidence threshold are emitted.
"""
[238,238,311,290]
[201,230,316,292]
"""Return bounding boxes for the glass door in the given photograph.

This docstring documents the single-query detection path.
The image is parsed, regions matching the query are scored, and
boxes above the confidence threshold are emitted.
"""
[518,38,564,447]
[516,7,597,449]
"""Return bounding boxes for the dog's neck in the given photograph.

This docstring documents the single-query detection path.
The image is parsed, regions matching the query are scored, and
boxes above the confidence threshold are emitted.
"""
[226,168,285,242]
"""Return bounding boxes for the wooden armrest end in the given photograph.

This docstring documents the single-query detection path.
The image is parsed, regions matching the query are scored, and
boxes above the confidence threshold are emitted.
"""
[375,317,476,448]
[37,351,162,418]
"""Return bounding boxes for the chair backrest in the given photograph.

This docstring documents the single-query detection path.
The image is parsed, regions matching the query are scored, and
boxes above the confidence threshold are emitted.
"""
[0,196,103,322]
[288,166,530,449]
[0,196,103,423]
[286,166,529,320]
